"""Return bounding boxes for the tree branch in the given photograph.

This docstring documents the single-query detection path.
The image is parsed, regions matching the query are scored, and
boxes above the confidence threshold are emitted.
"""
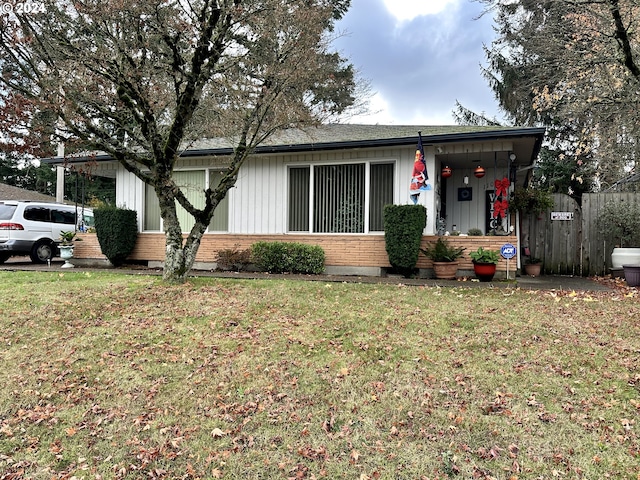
[608,0,640,79]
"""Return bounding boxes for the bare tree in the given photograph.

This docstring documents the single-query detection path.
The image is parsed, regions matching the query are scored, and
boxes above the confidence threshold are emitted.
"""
[0,0,358,282]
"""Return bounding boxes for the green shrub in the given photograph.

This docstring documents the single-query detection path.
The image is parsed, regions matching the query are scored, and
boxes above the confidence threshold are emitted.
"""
[383,204,427,277]
[596,200,640,247]
[94,206,138,267]
[467,228,483,236]
[251,241,325,274]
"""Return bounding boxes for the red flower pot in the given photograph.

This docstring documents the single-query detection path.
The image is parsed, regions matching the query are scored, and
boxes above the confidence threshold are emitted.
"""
[473,262,496,282]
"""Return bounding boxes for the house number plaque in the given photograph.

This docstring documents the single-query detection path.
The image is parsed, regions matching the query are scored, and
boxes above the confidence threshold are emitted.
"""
[551,212,574,221]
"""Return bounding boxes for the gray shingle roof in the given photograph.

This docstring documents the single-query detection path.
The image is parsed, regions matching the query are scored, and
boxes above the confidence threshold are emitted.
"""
[44,124,545,163]
[0,183,58,202]
[189,124,535,150]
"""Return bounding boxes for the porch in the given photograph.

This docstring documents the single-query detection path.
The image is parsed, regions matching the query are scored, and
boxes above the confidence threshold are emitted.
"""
[73,233,519,279]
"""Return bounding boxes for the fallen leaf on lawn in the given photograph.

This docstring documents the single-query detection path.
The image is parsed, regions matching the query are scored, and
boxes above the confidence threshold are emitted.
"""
[211,428,226,438]
[350,449,360,463]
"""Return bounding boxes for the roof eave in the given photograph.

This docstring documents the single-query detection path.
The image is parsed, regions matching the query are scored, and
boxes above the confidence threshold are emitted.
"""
[41,127,546,164]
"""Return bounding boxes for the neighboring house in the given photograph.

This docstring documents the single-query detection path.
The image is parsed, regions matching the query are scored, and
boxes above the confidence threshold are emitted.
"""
[46,124,545,276]
[0,183,58,202]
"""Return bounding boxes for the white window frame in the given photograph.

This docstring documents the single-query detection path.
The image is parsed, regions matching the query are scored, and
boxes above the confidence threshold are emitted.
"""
[142,168,231,233]
[286,160,396,234]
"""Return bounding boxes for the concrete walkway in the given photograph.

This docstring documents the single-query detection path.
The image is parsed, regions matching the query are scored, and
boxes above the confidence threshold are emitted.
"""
[0,257,615,291]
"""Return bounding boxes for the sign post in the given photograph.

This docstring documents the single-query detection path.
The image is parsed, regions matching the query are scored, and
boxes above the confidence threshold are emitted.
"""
[500,243,517,280]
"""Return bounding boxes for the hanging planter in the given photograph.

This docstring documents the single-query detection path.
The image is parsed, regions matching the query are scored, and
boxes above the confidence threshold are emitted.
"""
[510,187,554,216]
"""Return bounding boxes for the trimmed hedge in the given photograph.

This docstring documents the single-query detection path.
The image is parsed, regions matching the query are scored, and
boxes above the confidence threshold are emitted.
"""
[94,206,138,267]
[383,204,427,276]
[251,241,325,274]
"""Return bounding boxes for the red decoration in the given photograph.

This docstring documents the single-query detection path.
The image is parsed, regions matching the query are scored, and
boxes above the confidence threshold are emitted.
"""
[474,166,485,178]
[492,199,509,219]
[494,177,510,198]
[441,166,452,178]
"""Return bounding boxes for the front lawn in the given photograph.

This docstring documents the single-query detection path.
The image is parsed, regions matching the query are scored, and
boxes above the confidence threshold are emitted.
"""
[0,271,638,479]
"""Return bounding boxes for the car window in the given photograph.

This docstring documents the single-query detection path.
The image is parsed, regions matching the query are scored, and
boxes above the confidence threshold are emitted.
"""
[24,206,51,222]
[0,204,17,220]
[82,213,94,228]
[51,209,77,225]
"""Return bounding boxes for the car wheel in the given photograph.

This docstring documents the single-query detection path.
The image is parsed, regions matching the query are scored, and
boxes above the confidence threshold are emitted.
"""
[0,252,10,264]
[30,240,54,264]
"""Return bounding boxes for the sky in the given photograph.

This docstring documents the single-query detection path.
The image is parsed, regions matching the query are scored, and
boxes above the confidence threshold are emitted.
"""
[332,0,503,125]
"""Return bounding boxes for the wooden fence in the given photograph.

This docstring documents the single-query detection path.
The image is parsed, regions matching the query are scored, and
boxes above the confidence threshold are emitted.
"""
[522,192,640,276]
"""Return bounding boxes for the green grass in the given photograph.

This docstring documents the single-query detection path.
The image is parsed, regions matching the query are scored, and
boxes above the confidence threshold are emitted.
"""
[1,271,639,479]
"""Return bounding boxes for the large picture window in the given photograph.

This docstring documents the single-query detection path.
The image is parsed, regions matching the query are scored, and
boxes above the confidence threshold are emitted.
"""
[143,169,229,232]
[288,162,394,233]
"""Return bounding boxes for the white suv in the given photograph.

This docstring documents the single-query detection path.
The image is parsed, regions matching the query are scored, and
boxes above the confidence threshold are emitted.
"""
[0,201,93,264]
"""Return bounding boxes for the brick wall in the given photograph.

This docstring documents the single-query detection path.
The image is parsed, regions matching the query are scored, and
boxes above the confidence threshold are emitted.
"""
[75,233,518,274]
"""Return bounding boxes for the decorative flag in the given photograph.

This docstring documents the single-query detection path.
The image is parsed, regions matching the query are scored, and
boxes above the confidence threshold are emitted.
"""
[409,131,431,204]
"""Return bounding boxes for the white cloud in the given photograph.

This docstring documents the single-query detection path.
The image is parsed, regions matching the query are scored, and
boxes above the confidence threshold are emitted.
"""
[333,0,501,125]
[382,0,460,22]
[346,92,397,124]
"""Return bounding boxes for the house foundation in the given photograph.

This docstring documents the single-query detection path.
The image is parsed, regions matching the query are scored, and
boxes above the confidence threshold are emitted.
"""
[73,233,518,278]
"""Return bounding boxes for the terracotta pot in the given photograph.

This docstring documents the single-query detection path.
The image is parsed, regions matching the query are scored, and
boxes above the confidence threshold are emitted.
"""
[433,261,459,280]
[473,262,496,282]
[523,263,541,277]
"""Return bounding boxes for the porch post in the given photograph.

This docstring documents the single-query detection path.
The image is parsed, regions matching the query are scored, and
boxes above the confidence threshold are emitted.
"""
[55,143,65,203]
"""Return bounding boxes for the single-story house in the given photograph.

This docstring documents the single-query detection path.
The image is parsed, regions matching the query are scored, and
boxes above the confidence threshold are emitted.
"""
[47,124,545,277]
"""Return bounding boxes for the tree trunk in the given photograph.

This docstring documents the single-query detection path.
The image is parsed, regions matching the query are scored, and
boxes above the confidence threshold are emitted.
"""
[157,186,207,283]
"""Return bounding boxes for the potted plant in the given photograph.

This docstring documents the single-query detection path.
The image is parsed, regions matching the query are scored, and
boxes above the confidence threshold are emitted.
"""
[420,237,465,279]
[469,247,500,282]
[523,257,542,277]
[58,230,77,268]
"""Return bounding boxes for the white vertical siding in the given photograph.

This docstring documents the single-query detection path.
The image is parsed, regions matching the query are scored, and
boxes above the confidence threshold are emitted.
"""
[232,156,287,234]
[110,146,436,235]
[115,165,145,231]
